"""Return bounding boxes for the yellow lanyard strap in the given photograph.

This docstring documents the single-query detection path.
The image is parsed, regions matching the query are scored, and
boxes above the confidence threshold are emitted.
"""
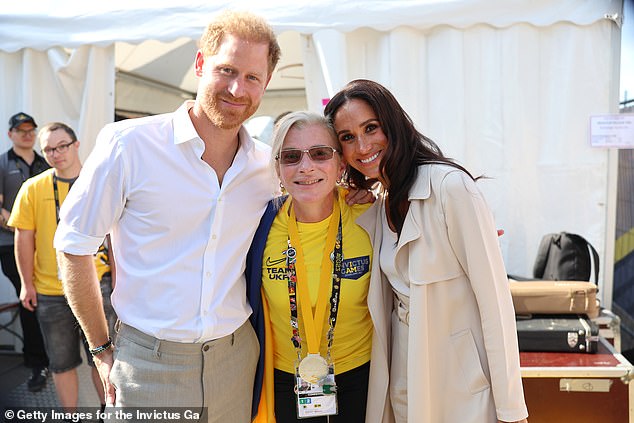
[287,199,340,354]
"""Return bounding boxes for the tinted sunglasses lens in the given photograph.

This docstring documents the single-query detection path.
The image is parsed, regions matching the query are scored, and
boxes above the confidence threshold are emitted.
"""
[279,150,302,165]
[308,147,335,161]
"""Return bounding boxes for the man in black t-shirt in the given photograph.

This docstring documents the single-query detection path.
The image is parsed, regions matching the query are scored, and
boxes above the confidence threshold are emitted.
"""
[0,112,50,391]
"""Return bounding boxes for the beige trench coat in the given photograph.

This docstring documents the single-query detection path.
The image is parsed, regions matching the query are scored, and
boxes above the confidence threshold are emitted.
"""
[357,164,528,423]
[364,207,395,423]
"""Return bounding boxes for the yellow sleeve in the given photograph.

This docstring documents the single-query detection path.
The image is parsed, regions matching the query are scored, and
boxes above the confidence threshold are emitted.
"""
[8,181,36,230]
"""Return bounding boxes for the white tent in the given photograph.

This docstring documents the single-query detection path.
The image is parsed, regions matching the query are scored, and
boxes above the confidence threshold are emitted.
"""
[0,0,624,314]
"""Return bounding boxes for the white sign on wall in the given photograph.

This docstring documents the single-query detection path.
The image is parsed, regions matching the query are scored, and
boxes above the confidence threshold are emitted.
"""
[590,114,634,148]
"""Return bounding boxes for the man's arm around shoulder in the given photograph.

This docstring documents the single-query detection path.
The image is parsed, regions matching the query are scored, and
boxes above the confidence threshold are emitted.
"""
[59,252,116,405]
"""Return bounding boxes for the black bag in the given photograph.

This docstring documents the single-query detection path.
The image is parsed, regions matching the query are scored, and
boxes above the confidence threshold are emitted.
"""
[532,232,600,283]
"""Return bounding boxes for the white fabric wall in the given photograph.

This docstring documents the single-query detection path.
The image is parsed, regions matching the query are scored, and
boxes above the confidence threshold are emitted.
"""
[303,18,622,299]
[0,46,114,160]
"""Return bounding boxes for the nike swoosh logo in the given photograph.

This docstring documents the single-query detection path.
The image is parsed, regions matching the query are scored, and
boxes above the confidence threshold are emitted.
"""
[265,257,286,266]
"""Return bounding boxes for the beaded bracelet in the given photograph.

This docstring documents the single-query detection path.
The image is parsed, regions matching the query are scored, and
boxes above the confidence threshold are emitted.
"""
[89,337,113,356]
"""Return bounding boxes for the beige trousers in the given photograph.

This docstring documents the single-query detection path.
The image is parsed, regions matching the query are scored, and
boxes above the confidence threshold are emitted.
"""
[109,320,259,423]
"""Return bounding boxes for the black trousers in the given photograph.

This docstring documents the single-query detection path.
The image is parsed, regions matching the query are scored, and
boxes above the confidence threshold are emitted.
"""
[273,361,369,423]
[0,245,48,368]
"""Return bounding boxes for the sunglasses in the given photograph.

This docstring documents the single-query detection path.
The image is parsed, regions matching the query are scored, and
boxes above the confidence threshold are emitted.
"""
[276,146,340,166]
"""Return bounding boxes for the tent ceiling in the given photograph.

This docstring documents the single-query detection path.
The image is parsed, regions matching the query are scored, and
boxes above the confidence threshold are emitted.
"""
[0,0,623,52]
[2,0,622,109]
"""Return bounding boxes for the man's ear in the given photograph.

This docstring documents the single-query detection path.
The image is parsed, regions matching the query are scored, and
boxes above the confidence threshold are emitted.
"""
[195,50,205,77]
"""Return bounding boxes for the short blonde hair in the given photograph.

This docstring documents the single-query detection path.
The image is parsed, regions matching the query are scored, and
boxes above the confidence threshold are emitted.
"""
[199,10,281,77]
[270,111,338,178]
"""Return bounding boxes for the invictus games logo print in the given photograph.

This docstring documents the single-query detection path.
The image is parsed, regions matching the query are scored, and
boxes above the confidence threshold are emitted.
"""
[341,256,370,280]
[265,253,370,282]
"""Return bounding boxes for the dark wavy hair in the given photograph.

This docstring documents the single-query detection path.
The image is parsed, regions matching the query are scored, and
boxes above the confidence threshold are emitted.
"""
[324,79,475,236]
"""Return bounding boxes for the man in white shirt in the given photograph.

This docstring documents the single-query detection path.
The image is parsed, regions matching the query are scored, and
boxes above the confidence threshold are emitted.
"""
[54,11,280,422]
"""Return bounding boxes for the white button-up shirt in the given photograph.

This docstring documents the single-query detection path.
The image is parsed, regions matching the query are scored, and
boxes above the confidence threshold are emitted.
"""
[54,101,277,342]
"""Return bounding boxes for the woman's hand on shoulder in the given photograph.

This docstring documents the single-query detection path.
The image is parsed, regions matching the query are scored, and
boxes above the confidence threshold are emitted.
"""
[345,188,376,205]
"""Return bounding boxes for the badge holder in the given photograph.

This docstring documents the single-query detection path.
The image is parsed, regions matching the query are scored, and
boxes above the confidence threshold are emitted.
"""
[295,354,337,418]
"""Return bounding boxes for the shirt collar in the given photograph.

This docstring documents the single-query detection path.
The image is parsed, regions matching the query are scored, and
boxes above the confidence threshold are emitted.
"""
[7,148,20,161]
[8,147,29,163]
[8,148,45,166]
[173,100,200,146]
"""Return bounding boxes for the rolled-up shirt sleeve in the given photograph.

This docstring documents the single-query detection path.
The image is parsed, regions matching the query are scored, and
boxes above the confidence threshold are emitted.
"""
[54,124,127,256]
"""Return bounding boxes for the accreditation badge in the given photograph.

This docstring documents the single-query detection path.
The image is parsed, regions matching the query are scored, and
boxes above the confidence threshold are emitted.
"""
[295,357,337,419]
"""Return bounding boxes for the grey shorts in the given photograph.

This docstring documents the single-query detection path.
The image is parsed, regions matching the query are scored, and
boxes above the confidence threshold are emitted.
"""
[36,279,118,373]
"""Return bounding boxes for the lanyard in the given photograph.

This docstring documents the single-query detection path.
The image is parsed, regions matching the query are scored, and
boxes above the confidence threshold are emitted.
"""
[53,174,62,224]
[52,173,76,224]
[285,197,343,357]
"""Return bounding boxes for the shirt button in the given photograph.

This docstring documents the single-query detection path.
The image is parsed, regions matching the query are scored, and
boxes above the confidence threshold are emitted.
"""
[206,272,211,278]
[203,345,210,352]
[212,235,217,240]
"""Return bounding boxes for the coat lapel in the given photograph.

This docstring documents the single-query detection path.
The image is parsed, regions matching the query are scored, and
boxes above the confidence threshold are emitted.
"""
[394,165,432,257]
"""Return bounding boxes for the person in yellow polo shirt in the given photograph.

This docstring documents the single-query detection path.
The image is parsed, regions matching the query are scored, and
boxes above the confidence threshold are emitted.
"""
[8,122,117,414]
[246,112,391,422]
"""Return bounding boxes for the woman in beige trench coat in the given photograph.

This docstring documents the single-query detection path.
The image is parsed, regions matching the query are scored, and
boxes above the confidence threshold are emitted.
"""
[324,79,529,423]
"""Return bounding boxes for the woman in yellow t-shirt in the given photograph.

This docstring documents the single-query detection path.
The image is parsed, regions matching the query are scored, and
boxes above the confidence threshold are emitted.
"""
[246,111,391,423]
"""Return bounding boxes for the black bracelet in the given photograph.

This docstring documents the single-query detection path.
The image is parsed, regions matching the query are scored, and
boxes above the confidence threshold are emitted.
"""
[89,337,113,356]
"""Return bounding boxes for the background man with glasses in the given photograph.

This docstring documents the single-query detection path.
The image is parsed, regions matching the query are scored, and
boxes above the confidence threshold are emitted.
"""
[8,122,116,414]
[0,112,49,391]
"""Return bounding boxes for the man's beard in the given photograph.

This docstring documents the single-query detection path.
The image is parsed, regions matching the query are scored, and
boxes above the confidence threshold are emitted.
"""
[206,92,258,130]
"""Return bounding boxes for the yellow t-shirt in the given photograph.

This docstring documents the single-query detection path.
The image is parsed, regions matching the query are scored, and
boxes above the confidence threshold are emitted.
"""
[262,190,373,374]
[8,169,110,295]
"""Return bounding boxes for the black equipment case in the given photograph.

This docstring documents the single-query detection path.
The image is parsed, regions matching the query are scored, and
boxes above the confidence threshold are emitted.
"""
[516,314,599,353]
